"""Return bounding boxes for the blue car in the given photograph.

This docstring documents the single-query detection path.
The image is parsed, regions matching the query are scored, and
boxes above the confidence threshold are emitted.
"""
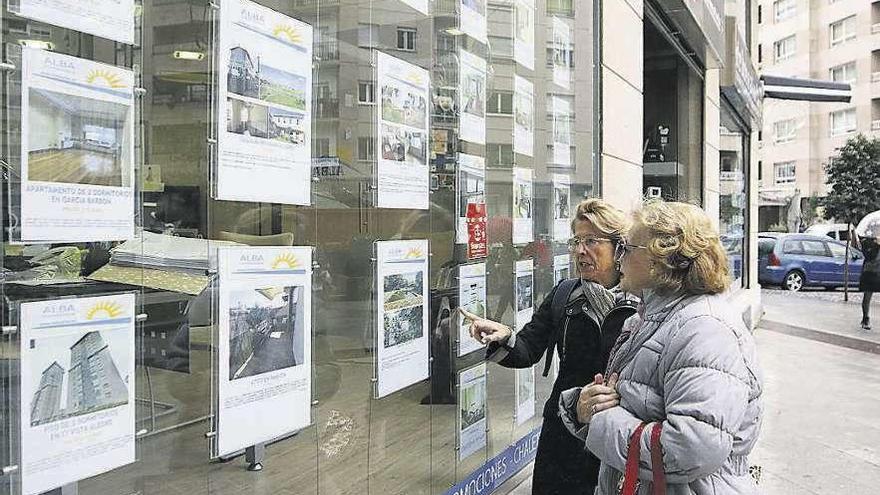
[758,233,864,291]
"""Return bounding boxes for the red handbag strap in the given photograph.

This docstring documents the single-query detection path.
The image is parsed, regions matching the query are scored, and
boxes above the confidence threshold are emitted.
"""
[621,422,648,495]
[650,423,666,495]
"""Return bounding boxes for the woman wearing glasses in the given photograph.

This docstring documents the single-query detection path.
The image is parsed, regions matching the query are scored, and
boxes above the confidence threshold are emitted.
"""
[560,200,763,494]
[460,198,638,495]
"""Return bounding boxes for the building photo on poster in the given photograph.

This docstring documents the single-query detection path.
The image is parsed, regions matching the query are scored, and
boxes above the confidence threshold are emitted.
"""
[377,52,430,209]
[514,259,534,332]
[19,293,136,495]
[552,174,571,241]
[515,366,536,425]
[551,17,571,89]
[19,48,135,243]
[551,96,572,167]
[216,247,312,457]
[512,168,534,244]
[456,153,486,244]
[459,49,487,145]
[458,262,487,357]
[376,240,430,397]
[553,254,570,285]
[513,75,534,157]
[217,0,313,205]
[513,0,535,70]
[13,0,135,44]
[460,0,487,44]
[458,363,488,461]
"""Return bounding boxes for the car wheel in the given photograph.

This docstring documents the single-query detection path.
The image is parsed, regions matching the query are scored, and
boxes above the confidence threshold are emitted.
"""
[784,271,805,292]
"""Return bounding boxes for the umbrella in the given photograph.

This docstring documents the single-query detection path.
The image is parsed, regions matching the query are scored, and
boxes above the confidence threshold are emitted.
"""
[856,210,880,238]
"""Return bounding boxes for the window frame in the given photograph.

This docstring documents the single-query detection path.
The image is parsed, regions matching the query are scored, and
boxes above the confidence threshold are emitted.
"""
[773,118,797,144]
[358,81,375,105]
[829,15,857,47]
[774,161,796,185]
[830,108,857,137]
[829,61,857,84]
[773,34,796,62]
[396,27,417,52]
[773,0,796,23]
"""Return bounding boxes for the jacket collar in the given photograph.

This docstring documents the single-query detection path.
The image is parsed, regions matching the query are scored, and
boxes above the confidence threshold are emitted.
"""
[640,288,690,321]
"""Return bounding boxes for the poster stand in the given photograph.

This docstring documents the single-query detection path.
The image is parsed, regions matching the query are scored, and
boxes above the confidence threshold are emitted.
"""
[244,443,264,472]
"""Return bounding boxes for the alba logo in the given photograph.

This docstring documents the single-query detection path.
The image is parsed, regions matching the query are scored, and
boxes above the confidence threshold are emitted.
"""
[271,252,301,269]
[86,301,123,320]
[85,69,126,89]
[404,247,424,259]
[42,304,75,315]
[272,25,303,44]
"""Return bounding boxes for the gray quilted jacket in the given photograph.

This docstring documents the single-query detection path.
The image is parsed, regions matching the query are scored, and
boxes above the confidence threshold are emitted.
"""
[559,290,763,495]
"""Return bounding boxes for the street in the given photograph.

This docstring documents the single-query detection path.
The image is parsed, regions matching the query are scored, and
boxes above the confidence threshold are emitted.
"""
[235,325,298,379]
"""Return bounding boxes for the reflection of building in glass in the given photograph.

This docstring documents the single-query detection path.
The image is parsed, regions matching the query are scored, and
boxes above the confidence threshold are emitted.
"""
[30,362,64,425]
[67,331,128,416]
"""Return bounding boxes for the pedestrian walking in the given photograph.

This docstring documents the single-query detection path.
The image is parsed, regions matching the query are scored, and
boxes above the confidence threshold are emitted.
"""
[854,230,880,330]
[460,198,638,495]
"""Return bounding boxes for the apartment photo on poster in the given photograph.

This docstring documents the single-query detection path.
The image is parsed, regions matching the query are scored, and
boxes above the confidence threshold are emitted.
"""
[460,0,487,44]
[552,174,571,241]
[513,0,535,70]
[217,0,313,205]
[459,49,487,145]
[515,366,536,425]
[553,254,570,285]
[19,294,136,495]
[512,168,534,244]
[514,259,534,332]
[456,153,486,244]
[457,262,487,357]
[458,363,488,461]
[216,247,312,457]
[513,75,534,157]
[551,96,572,166]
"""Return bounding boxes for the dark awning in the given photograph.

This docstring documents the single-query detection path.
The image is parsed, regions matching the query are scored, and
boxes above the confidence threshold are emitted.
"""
[761,75,852,103]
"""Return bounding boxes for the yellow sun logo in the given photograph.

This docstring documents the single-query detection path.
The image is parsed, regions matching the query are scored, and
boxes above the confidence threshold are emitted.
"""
[271,252,300,269]
[406,73,425,86]
[405,247,424,259]
[273,25,303,44]
[86,301,123,320]
[86,69,126,89]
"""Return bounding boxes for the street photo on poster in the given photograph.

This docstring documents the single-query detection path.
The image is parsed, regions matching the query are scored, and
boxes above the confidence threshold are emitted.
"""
[456,153,486,244]
[513,0,535,70]
[459,49,487,145]
[513,75,534,157]
[217,0,313,205]
[217,247,312,456]
[460,0,487,44]
[458,262,487,357]
[19,294,135,495]
[553,174,572,241]
[513,168,534,244]
[14,0,134,44]
[377,52,430,209]
[376,240,430,397]
[20,48,135,243]
[515,259,534,332]
[554,254,571,285]
[552,96,572,166]
[515,366,536,425]
[551,17,572,89]
[459,363,488,460]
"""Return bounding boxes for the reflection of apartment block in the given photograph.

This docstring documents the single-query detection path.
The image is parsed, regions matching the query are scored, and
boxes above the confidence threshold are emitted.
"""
[67,331,127,415]
[30,362,64,425]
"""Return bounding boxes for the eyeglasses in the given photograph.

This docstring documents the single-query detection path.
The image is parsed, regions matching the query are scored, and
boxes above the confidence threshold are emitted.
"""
[567,235,615,250]
[614,239,649,261]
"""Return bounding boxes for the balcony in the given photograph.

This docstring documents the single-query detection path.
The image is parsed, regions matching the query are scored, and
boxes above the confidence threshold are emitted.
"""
[315,41,339,61]
[315,97,339,119]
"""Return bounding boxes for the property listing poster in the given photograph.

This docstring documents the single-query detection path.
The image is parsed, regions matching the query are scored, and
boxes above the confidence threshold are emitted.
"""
[19,294,135,495]
[456,153,486,244]
[515,366,536,425]
[551,17,571,89]
[513,75,534,157]
[376,240,430,397]
[458,363,488,461]
[217,0,313,205]
[459,49,487,145]
[514,259,534,332]
[458,262,487,357]
[512,168,534,244]
[20,48,135,243]
[551,96,572,166]
[216,246,312,456]
[553,254,570,284]
[377,52,430,209]
[552,174,571,241]
[15,0,135,44]
[460,0,487,44]
[513,0,535,70]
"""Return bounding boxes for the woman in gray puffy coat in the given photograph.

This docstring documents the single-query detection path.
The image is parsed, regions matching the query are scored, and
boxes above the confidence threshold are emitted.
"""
[559,200,763,494]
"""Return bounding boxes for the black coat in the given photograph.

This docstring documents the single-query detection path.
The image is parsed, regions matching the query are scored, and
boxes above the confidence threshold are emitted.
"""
[486,280,637,495]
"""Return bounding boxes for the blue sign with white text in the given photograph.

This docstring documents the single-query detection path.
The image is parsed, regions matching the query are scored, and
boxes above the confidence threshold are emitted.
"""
[443,427,542,495]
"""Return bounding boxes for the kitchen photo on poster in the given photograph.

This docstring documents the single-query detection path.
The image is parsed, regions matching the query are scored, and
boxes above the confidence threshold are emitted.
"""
[460,0,487,44]
[458,262,487,357]
[456,153,486,244]
[515,366,536,425]
[551,17,571,89]
[458,363,488,461]
[512,168,534,244]
[19,294,135,495]
[552,174,571,241]
[554,254,570,285]
[377,52,430,209]
[14,0,134,44]
[218,0,313,205]
[551,96,572,167]
[513,75,534,157]
[376,240,430,398]
[217,247,312,457]
[459,49,487,145]
[514,259,534,332]
[513,0,535,70]
[20,48,135,243]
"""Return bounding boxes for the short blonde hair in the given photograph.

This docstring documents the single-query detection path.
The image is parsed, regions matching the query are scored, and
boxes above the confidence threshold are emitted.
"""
[571,198,631,240]
[633,200,730,295]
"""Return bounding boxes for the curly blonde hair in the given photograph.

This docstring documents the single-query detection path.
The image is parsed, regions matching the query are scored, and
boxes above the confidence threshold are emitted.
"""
[571,198,631,239]
[633,200,730,295]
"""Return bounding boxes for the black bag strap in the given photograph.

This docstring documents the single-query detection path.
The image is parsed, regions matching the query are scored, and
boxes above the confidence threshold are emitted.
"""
[542,278,580,377]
